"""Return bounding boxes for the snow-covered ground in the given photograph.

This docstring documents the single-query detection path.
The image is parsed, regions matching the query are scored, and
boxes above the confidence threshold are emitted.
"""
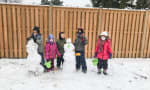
[0,58,150,90]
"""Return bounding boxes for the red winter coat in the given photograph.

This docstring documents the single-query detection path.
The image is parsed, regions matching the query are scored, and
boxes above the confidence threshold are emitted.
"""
[95,39,112,60]
[45,42,61,60]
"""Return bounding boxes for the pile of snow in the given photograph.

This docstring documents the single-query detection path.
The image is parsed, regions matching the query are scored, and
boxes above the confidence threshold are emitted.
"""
[0,58,150,90]
[26,39,43,76]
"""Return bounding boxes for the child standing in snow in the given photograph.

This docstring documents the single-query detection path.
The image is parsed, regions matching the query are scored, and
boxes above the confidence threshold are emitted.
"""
[94,31,112,75]
[74,28,88,73]
[56,32,66,70]
[45,34,61,72]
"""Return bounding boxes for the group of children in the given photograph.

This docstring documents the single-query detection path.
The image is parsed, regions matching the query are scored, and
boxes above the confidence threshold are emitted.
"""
[27,26,112,75]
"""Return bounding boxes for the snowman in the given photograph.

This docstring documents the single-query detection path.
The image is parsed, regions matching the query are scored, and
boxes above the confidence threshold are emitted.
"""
[26,39,44,76]
[63,38,75,70]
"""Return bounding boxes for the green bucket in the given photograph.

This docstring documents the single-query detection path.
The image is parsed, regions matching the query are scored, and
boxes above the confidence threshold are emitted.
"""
[92,58,98,66]
[44,61,51,69]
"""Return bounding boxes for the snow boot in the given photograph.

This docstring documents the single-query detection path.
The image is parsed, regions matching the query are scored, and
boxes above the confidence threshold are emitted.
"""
[103,70,108,75]
[97,69,101,75]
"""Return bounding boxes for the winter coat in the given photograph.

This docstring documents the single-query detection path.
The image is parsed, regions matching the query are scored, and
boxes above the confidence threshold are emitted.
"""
[56,39,66,55]
[44,42,61,60]
[74,36,88,52]
[29,33,43,53]
[95,39,112,60]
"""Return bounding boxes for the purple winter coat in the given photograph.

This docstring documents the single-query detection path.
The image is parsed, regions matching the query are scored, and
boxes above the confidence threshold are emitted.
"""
[44,42,61,60]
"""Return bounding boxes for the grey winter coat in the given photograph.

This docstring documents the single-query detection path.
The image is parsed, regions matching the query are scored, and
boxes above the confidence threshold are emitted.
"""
[74,36,88,52]
[29,34,43,53]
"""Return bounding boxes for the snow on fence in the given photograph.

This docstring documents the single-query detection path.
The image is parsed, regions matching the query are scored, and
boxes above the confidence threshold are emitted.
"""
[0,3,150,58]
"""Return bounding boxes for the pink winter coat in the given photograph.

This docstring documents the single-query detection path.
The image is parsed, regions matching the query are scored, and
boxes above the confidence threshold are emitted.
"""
[45,42,61,60]
[95,39,112,60]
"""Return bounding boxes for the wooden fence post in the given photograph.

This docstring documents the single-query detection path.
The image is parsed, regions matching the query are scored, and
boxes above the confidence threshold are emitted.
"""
[141,11,149,58]
[97,8,103,36]
[49,6,53,34]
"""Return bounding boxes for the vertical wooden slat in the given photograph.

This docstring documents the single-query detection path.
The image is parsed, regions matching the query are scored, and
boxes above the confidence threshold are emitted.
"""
[136,11,144,57]
[85,11,90,58]
[16,7,22,58]
[60,9,65,32]
[7,5,14,58]
[118,11,125,58]
[88,11,93,58]
[49,6,53,34]
[133,12,140,58]
[65,9,69,38]
[52,7,56,40]
[2,5,9,57]
[122,11,129,57]
[125,12,132,58]
[128,12,136,58]
[56,9,60,39]
[44,8,48,41]
[21,6,26,58]
[92,12,98,57]
[147,11,150,57]
[143,12,150,58]
[141,11,149,57]
[73,9,77,42]
[111,11,117,57]
[69,9,73,38]
[0,5,4,57]
[114,11,121,58]
[12,5,18,58]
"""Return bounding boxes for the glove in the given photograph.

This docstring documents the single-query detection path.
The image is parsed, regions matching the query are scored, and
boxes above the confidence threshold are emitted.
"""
[109,53,112,59]
[81,38,85,42]
[94,52,97,58]
[27,37,31,41]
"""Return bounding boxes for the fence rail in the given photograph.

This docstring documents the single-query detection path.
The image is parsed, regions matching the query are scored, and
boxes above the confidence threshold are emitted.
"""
[0,4,150,58]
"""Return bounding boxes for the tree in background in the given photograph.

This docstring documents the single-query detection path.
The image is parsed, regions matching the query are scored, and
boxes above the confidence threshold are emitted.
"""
[91,0,134,9]
[136,0,150,9]
[41,0,63,6]
[41,0,50,5]
[51,0,63,6]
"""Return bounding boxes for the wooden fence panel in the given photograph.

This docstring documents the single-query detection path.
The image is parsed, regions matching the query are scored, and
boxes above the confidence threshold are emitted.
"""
[0,4,150,58]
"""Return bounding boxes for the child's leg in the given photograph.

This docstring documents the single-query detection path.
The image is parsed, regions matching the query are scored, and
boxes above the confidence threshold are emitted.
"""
[57,57,61,69]
[103,60,108,75]
[81,52,87,73]
[97,59,103,73]
[61,55,64,66]
[103,60,108,70]
[50,59,55,70]
[76,56,81,71]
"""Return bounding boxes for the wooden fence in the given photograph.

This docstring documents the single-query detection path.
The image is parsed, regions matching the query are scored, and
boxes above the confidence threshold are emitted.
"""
[0,3,150,58]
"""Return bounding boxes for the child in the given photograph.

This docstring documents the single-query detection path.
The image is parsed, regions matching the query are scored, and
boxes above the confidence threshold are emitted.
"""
[94,31,112,75]
[56,32,66,69]
[74,28,88,73]
[45,34,61,71]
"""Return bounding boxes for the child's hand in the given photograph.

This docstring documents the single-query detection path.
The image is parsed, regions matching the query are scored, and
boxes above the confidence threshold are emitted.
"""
[109,53,112,59]
[94,53,97,58]
[81,38,85,42]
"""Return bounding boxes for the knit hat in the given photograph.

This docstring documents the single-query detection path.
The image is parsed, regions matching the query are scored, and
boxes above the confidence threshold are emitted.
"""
[100,31,108,36]
[48,34,54,41]
[33,26,40,34]
[77,28,84,34]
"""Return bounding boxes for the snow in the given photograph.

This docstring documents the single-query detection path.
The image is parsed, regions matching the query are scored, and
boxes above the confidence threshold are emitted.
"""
[0,58,150,90]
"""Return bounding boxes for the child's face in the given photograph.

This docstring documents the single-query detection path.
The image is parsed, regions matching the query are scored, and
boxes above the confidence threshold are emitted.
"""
[33,30,38,36]
[61,34,65,39]
[50,39,53,42]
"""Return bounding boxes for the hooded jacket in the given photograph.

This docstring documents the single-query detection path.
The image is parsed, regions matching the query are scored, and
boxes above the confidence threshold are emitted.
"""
[56,32,66,55]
